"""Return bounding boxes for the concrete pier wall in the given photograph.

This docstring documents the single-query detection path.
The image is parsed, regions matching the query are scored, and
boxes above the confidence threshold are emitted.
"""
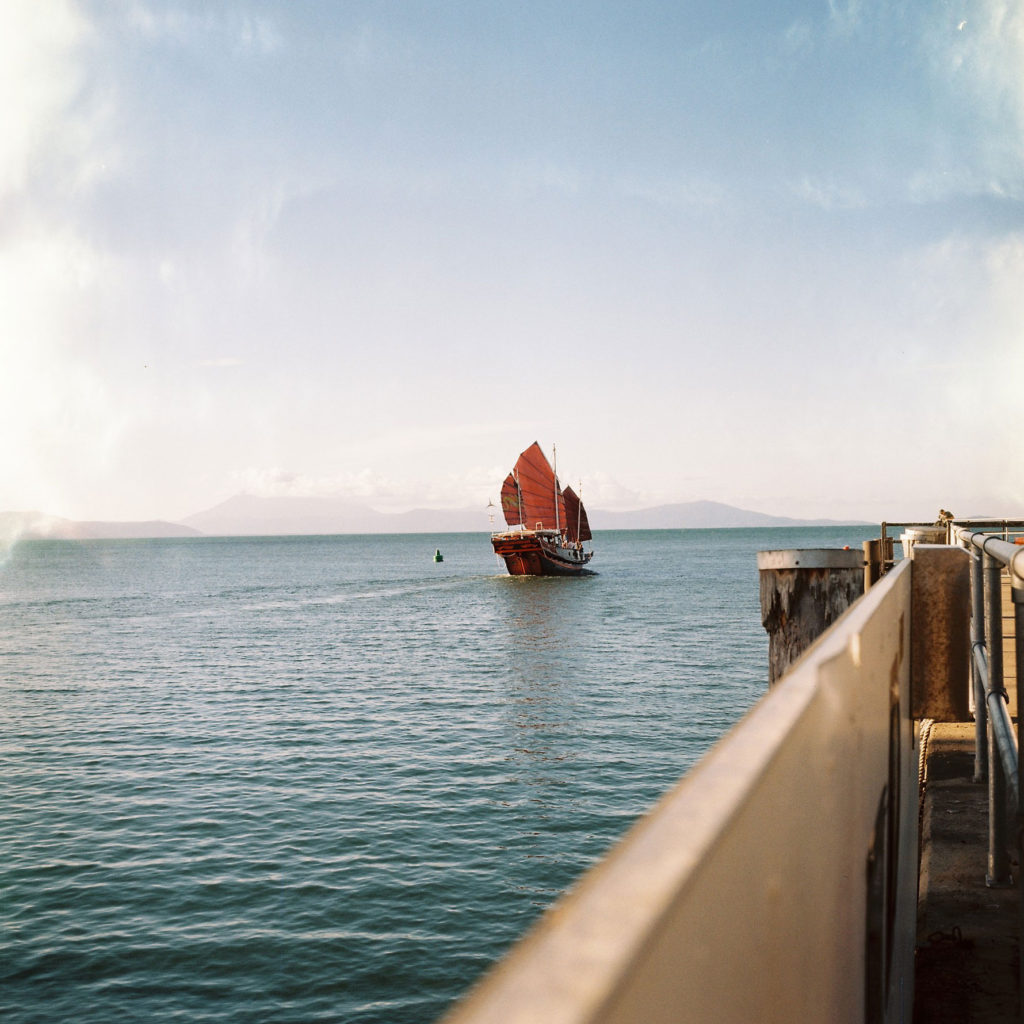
[444,556,934,1024]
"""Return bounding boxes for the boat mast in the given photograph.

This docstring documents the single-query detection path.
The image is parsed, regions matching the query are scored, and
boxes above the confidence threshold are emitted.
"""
[577,480,583,544]
[553,444,560,534]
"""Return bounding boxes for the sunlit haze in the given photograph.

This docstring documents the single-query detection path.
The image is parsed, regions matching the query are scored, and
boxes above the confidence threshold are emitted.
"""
[2,0,1022,525]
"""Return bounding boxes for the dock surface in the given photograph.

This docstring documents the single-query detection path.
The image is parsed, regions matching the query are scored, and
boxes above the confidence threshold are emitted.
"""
[916,723,1019,1022]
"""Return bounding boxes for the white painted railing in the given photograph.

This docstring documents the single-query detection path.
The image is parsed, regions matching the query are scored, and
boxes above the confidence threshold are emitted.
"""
[442,544,978,1024]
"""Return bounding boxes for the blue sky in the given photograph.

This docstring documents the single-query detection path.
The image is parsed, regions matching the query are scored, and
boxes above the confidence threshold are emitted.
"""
[2,0,1022,523]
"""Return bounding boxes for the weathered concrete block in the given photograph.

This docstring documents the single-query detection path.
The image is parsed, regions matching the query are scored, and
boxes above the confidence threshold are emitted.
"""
[911,545,970,721]
[757,549,865,686]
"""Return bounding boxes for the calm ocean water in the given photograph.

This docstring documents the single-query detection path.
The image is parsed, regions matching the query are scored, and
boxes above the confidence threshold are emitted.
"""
[1,525,876,1023]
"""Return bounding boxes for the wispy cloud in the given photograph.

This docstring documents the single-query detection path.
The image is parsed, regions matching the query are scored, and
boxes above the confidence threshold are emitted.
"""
[123,1,282,56]
[782,19,814,56]
[791,174,866,210]
[0,0,92,197]
[904,234,1024,474]
[826,0,865,35]
[617,174,727,214]
[919,0,1024,194]
[0,217,124,513]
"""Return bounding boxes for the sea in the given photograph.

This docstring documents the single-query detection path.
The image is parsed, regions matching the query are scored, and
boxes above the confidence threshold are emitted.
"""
[1,525,878,1024]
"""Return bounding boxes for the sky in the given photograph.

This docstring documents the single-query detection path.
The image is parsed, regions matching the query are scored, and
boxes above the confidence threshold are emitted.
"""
[2,0,1023,524]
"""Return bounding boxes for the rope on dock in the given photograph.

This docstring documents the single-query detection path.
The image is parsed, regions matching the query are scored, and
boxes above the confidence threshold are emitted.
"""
[918,718,935,857]
[918,718,935,791]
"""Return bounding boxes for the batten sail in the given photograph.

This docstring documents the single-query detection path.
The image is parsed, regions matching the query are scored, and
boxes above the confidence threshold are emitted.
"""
[500,473,523,527]
[513,441,567,531]
[562,486,592,543]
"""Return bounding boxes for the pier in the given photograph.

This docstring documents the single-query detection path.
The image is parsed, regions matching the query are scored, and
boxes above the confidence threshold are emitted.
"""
[442,519,1024,1024]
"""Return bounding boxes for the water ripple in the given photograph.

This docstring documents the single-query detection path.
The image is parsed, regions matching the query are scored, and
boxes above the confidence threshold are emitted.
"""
[0,527,875,1023]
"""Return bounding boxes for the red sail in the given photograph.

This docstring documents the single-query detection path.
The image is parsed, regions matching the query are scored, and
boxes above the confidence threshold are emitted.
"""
[562,485,592,543]
[500,473,523,527]
[513,442,567,532]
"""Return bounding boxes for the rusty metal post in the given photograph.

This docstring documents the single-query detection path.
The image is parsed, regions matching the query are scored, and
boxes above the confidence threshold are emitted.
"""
[862,537,892,591]
[757,549,865,687]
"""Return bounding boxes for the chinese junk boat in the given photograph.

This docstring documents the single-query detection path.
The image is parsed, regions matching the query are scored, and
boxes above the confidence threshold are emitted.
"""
[491,442,594,576]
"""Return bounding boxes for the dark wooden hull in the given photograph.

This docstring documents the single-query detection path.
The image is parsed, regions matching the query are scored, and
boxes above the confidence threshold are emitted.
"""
[491,532,593,576]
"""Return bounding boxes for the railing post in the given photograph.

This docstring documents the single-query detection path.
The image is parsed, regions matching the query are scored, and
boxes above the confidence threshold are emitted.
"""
[970,548,988,783]
[984,549,1012,887]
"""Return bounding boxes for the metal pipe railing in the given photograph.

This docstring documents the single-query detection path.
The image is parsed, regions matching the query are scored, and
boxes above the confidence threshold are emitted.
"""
[957,529,1024,588]
[970,548,989,784]
[985,663,1019,813]
[953,524,1024,889]
[967,605,1019,810]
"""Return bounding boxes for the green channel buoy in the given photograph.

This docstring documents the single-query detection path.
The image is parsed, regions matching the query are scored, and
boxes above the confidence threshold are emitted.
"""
[433,549,444,562]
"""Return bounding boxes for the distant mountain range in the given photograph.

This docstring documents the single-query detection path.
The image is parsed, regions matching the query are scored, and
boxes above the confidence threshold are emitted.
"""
[180,494,491,535]
[590,500,850,530]
[1,496,858,543]
[1,510,201,542]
